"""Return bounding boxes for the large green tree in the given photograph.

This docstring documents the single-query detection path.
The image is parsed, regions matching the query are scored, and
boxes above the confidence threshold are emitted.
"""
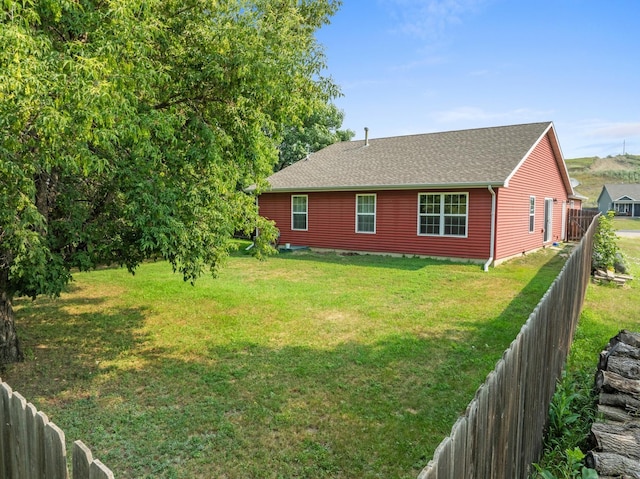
[0,0,341,364]
[276,102,354,171]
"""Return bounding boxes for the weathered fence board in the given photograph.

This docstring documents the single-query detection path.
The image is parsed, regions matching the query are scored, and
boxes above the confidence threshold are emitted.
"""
[89,459,114,479]
[74,441,93,479]
[10,391,28,479]
[0,378,114,479]
[45,422,69,478]
[418,214,599,478]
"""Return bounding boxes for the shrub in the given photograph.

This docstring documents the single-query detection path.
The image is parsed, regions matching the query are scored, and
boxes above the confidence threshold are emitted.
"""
[592,211,624,272]
[531,370,598,479]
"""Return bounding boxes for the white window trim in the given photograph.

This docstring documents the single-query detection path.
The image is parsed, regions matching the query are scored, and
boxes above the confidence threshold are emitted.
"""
[291,194,308,231]
[417,192,469,238]
[529,196,536,233]
[355,193,376,234]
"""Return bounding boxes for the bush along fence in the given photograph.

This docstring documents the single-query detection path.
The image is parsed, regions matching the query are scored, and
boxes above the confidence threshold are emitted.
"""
[418,215,599,479]
[0,378,114,479]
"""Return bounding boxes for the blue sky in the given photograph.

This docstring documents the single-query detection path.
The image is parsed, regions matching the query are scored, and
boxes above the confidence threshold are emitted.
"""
[316,0,640,159]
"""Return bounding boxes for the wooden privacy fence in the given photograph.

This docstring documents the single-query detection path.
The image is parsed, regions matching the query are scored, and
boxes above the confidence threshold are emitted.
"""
[566,208,599,241]
[418,215,599,479]
[0,378,114,479]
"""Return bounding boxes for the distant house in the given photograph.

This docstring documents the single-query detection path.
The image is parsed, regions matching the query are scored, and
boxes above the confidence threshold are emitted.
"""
[597,184,640,217]
[258,122,582,268]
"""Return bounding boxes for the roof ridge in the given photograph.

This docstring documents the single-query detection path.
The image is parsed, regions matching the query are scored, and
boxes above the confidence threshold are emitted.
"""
[347,121,553,143]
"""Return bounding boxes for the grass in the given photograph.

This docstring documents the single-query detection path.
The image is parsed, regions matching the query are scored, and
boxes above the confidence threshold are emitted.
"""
[613,217,640,231]
[5,244,569,478]
[569,235,640,369]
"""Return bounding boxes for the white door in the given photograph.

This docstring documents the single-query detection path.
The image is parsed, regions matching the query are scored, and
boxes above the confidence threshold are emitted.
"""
[544,199,553,243]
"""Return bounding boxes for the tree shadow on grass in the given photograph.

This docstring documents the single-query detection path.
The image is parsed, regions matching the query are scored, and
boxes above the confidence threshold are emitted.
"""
[6,292,148,400]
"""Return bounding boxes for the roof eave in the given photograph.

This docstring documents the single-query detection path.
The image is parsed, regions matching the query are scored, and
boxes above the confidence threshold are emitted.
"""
[262,182,506,193]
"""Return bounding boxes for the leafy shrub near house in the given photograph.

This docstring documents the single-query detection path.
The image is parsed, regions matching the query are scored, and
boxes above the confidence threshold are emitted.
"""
[592,211,626,273]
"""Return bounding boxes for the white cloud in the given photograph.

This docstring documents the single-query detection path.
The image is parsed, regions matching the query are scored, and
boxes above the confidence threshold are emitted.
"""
[588,122,640,139]
[380,0,491,39]
[432,106,554,124]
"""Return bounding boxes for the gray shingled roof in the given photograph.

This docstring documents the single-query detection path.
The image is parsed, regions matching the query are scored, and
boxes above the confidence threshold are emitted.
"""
[265,122,556,191]
[603,183,640,201]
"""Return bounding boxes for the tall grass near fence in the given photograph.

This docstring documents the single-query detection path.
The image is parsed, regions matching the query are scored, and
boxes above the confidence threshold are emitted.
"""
[418,215,598,479]
[0,378,113,479]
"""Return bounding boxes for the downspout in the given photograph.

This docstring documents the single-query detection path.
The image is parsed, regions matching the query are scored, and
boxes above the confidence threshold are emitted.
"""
[483,185,496,272]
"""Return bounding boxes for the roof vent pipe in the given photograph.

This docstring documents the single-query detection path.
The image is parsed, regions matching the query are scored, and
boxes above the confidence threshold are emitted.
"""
[364,127,369,147]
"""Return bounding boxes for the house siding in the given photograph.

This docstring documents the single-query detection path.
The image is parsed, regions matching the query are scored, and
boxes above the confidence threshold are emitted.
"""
[597,188,612,213]
[494,133,569,260]
[259,189,493,260]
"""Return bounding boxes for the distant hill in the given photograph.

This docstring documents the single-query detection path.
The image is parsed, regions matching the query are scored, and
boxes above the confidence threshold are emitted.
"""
[565,154,640,207]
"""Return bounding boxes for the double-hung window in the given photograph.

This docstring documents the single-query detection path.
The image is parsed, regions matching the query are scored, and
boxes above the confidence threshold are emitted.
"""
[356,194,376,233]
[418,193,468,237]
[291,195,308,231]
[529,196,536,233]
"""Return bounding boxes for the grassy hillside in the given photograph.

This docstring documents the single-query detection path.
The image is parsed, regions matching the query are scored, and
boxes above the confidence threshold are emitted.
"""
[565,154,640,207]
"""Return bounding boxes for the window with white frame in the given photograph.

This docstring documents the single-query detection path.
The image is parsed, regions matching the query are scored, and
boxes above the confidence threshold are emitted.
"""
[291,195,308,230]
[418,193,468,236]
[356,194,376,233]
[529,196,536,233]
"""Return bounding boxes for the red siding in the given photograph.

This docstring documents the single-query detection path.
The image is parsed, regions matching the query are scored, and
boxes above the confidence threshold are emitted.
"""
[259,189,493,260]
[494,133,570,260]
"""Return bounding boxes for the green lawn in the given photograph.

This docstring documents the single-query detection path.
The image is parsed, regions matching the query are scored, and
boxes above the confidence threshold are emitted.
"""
[613,217,640,231]
[6,245,568,478]
[569,236,640,370]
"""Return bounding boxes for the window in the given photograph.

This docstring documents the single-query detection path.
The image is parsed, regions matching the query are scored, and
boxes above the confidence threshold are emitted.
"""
[529,196,535,233]
[418,193,468,237]
[615,203,631,215]
[356,194,376,233]
[291,195,308,231]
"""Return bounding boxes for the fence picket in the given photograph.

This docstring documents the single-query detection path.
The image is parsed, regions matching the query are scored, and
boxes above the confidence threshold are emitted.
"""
[45,421,69,479]
[417,460,436,479]
[10,391,29,479]
[89,460,115,479]
[435,436,452,479]
[26,402,40,479]
[0,381,8,478]
[35,411,49,479]
[73,440,93,479]
[450,416,467,479]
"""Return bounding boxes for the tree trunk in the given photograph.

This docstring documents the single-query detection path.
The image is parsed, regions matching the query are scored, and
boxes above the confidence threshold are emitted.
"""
[0,271,23,366]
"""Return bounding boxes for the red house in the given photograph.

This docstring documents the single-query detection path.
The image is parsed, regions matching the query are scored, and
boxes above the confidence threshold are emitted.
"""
[258,122,582,269]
